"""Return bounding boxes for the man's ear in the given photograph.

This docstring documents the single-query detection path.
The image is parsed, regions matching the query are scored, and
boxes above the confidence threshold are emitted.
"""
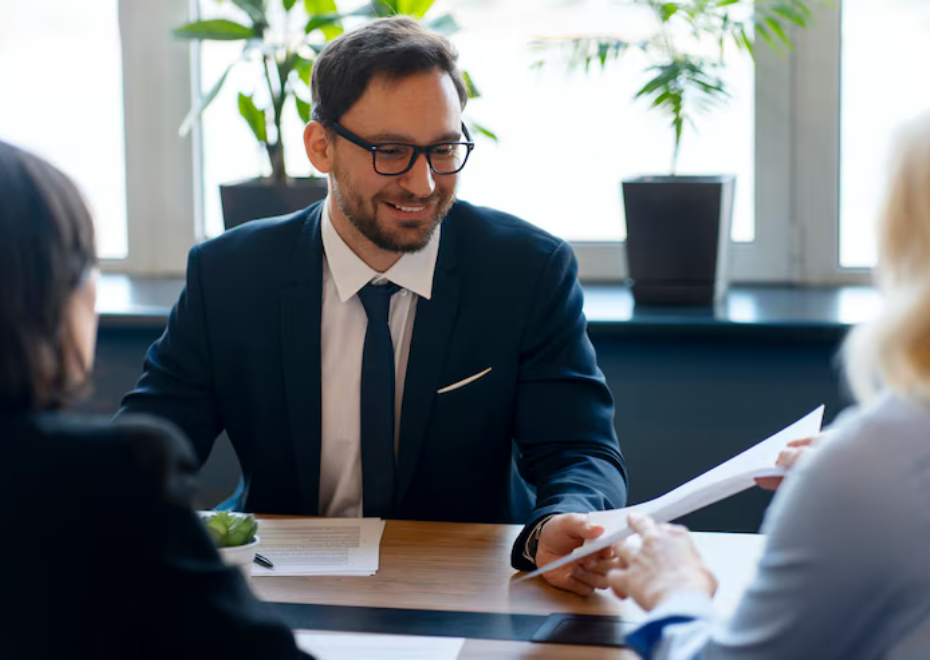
[304,121,334,173]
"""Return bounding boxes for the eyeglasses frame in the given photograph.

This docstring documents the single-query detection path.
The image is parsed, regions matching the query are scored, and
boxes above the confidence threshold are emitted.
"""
[328,121,475,176]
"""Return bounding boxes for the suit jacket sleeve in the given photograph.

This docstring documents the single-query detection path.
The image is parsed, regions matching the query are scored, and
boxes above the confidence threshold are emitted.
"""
[509,240,628,571]
[111,415,312,659]
[117,245,222,465]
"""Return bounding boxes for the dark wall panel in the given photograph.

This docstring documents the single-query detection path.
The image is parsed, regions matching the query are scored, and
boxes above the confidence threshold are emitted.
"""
[590,327,852,532]
[86,324,852,527]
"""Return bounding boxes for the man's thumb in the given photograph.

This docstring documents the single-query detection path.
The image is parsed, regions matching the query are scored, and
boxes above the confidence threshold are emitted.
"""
[580,521,605,540]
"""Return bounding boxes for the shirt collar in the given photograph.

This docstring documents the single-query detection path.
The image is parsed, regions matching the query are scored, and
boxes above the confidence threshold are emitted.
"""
[320,197,440,303]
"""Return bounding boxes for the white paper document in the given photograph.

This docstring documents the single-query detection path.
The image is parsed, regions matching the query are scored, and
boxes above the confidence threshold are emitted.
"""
[252,518,386,577]
[295,632,464,660]
[519,406,825,581]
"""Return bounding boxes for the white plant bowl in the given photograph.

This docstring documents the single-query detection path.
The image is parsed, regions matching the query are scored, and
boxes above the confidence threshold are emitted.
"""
[218,536,261,581]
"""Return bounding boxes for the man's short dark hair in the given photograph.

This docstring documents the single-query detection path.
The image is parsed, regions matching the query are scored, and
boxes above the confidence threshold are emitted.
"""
[311,16,468,125]
[0,141,96,412]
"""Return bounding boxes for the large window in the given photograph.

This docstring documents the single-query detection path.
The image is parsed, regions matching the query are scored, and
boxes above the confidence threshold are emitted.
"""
[0,0,127,259]
[840,0,930,268]
[443,0,754,243]
[197,0,753,244]
[42,0,915,283]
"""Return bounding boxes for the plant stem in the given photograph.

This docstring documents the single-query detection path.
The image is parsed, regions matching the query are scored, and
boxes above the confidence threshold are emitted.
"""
[263,53,288,183]
[655,3,681,175]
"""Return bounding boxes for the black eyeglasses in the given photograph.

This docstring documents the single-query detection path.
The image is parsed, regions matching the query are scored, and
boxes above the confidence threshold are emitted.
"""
[329,122,475,176]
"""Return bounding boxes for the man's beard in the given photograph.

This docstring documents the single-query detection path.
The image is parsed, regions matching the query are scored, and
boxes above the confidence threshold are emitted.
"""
[331,170,454,254]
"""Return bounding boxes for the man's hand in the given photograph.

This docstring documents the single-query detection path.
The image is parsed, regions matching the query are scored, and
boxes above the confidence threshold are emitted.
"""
[608,513,717,611]
[535,513,617,597]
[755,433,827,491]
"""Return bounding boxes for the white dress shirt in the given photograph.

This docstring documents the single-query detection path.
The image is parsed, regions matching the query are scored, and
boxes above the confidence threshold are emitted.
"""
[318,199,440,518]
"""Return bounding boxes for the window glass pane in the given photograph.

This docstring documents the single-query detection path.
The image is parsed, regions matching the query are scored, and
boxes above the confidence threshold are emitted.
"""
[442,0,754,243]
[199,0,753,243]
[841,0,930,268]
[0,1,127,259]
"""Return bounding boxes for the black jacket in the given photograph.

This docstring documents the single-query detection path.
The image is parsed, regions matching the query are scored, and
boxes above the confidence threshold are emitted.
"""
[119,200,627,570]
[0,411,311,659]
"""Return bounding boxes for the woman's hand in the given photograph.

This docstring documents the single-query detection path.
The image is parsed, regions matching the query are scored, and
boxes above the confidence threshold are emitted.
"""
[755,433,826,491]
[608,513,717,612]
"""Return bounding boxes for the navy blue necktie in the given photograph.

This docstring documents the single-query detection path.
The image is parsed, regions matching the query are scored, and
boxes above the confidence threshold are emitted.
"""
[357,281,401,518]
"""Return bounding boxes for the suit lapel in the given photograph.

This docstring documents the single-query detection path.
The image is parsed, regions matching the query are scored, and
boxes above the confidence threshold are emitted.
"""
[396,218,460,507]
[280,205,324,515]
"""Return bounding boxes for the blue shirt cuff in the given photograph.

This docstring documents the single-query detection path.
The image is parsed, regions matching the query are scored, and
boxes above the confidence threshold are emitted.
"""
[625,590,715,658]
[626,615,698,658]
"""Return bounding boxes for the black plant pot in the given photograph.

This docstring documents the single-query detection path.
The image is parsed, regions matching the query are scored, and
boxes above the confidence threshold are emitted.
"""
[622,175,735,306]
[219,177,328,230]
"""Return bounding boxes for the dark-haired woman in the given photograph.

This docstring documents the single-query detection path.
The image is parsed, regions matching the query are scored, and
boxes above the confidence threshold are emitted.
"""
[0,141,311,659]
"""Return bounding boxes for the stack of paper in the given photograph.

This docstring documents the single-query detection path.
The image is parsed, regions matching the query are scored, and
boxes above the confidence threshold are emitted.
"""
[295,632,464,660]
[252,518,386,577]
[520,406,825,581]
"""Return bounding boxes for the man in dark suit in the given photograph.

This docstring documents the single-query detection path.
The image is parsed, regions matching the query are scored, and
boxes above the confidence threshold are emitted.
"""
[120,16,627,595]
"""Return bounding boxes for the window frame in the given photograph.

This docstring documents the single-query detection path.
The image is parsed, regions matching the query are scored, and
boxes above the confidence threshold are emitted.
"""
[109,0,868,285]
[101,0,197,276]
[794,0,870,285]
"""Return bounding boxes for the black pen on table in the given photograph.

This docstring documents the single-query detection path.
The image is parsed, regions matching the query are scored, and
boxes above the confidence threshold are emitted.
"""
[253,553,274,569]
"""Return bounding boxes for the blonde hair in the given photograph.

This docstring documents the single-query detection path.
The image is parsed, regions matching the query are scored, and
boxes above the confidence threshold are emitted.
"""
[844,112,930,403]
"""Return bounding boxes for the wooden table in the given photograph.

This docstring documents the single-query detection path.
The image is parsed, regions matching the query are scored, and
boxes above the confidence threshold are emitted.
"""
[253,520,765,659]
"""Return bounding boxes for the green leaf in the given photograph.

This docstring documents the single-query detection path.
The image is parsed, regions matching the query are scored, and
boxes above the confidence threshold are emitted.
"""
[765,17,791,47]
[304,0,344,40]
[284,0,299,9]
[305,0,339,11]
[790,0,814,20]
[371,0,399,17]
[738,24,754,56]
[322,24,345,40]
[296,96,311,123]
[230,0,266,25]
[754,20,776,49]
[650,90,673,108]
[467,119,498,142]
[425,13,460,35]
[659,2,679,21]
[597,41,615,68]
[304,13,341,34]
[179,61,236,136]
[238,93,267,143]
[397,0,435,19]
[173,19,257,41]
[461,70,480,99]
[295,57,313,86]
[634,64,681,99]
[771,4,807,26]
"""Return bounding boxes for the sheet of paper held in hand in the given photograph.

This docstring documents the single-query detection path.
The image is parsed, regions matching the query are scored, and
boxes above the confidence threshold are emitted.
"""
[519,406,825,581]
[295,632,465,660]
[252,518,386,577]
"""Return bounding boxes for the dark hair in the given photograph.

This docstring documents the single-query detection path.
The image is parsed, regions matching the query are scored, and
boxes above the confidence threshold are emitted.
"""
[0,141,97,412]
[311,16,468,125]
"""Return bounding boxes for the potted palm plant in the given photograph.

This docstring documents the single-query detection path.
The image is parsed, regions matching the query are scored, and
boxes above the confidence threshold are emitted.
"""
[534,0,829,304]
[175,0,483,230]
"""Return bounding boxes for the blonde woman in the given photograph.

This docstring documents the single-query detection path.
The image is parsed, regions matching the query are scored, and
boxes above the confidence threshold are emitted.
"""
[609,113,930,659]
